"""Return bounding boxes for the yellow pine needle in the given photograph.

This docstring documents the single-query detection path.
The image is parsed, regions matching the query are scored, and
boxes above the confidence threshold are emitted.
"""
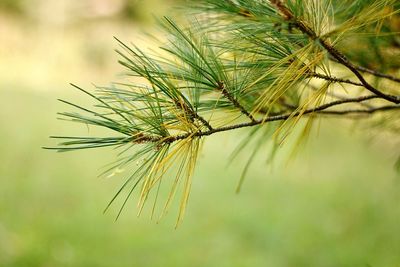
[258,48,325,121]
[175,139,200,227]
[160,144,190,220]
[137,131,199,217]
[285,83,330,162]
[250,44,315,116]
[272,81,330,144]
[151,176,163,220]
[325,0,397,38]
[137,149,167,215]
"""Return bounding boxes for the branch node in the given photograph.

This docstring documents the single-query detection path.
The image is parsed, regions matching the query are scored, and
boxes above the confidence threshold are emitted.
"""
[217,81,257,123]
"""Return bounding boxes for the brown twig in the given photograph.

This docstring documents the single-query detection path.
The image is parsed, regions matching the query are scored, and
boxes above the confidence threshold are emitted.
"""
[329,57,400,84]
[349,64,400,84]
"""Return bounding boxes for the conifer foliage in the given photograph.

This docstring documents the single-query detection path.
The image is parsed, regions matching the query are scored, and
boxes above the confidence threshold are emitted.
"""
[47,0,400,224]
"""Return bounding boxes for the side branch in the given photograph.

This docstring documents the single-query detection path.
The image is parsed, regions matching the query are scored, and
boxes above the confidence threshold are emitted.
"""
[329,57,400,84]
[349,64,400,84]
[318,105,400,115]
[309,72,363,87]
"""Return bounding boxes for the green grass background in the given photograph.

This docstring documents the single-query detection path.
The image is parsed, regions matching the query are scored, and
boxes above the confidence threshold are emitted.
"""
[1,1,400,266]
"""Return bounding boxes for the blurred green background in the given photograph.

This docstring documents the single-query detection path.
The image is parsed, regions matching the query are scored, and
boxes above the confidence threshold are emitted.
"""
[1,1,399,266]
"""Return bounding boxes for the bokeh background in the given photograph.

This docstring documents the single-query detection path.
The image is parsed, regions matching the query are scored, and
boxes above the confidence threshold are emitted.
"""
[1,1,399,266]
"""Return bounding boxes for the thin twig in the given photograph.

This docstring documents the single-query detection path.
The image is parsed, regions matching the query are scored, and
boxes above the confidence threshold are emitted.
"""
[309,72,363,87]
[317,105,400,115]
[349,65,400,84]
[329,57,400,84]
[355,65,400,83]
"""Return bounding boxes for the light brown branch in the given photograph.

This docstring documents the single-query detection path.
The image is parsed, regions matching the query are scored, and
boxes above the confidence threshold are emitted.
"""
[153,95,399,144]
[309,72,363,87]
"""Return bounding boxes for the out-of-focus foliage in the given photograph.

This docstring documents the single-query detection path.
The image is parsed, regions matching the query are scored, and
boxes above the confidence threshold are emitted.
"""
[122,0,182,21]
[0,0,25,15]
[0,0,179,22]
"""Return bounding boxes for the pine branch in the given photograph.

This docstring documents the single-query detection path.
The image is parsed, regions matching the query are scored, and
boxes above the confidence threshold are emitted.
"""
[47,0,400,222]
[154,95,399,145]
[270,0,400,104]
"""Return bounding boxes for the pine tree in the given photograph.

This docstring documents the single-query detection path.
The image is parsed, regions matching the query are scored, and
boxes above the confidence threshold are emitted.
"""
[46,0,400,225]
